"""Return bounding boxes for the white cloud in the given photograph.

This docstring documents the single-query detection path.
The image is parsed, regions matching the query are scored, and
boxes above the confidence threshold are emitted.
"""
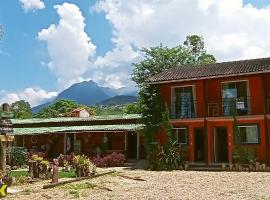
[19,0,45,12]
[94,0,270,62]
[38,3,96,89]
[0,88,57,107]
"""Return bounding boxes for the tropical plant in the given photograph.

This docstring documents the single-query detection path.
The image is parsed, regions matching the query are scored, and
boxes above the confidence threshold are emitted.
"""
[29,154,51,179]
[73,155,96,177]
[8,146,27,167]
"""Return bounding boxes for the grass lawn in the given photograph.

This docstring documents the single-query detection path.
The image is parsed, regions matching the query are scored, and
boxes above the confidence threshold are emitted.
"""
[10,169,76,179]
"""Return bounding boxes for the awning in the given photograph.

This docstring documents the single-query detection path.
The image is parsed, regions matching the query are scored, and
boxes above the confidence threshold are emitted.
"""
[12,124,144,135]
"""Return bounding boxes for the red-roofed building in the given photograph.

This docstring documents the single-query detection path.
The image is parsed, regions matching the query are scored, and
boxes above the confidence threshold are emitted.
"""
[150,57,270,163]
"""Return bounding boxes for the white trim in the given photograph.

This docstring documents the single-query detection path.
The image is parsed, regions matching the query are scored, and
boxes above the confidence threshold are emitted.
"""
[172,127,188,144]
[221,80,250,115]
[238,124,259,144]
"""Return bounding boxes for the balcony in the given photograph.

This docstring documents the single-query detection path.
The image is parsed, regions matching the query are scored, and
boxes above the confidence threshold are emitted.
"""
[171,100,197,119]
[171,97,268,119]
[208,97,250,117]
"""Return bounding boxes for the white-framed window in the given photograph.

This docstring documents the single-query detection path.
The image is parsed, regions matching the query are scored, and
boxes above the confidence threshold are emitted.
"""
[172,86,196,118]
[173,127,188,144]
[238,125,259,144]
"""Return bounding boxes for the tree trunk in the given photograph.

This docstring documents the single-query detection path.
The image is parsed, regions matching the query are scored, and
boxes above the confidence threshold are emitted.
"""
[0,142,7,176]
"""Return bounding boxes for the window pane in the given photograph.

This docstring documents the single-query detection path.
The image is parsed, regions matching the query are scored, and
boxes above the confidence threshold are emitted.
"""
[173,128,188,144]
[239,126,258,144]
[173,87,195,118]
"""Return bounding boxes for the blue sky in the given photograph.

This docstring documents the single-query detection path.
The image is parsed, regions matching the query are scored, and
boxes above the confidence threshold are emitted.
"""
[0,0,270,106]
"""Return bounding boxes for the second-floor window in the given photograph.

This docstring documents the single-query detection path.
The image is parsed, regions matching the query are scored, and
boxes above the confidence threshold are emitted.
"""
[222,81,249,116]
[172,86,196,118]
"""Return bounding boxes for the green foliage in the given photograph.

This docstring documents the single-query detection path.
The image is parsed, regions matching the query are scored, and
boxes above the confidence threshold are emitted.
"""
[158,141,184,170]
[10,170,28,178]
[73,155,96,177]
[94,105,125,115]
[11,100,32,119]
[233,146,256,164]
[124,103,141,114]
[8,146,27,167]
[132,35,216,166]
[34,99,96,118]
[148,142,187,171]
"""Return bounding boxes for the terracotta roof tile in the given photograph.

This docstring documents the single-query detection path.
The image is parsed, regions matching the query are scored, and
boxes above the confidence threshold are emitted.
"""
[149,57,270,83]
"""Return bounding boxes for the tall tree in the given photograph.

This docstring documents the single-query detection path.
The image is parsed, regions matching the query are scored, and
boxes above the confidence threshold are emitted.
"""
[11,100,32,119]
[132,35,216,155]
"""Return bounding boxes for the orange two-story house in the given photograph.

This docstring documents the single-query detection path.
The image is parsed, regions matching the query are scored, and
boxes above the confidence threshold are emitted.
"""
[149,57,270,164]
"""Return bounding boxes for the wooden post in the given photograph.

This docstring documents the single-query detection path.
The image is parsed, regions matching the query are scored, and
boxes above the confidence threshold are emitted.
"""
[136,132,140,160]
[124,132,127,155]
[0,135,14,176]
[0,142,7,175]
[63,133,67,154]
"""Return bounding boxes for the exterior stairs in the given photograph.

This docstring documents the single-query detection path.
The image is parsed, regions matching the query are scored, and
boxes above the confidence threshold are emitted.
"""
[186,162,227,171]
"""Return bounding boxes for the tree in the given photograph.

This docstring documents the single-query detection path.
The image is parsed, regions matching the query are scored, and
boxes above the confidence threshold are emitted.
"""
[11,100,32,119]
[124,103,141,114]
[132,35,216,166]
[34,99,96,118]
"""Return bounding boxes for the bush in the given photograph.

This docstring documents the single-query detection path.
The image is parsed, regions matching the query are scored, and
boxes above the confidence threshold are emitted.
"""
[92,152,125,167]
[29,154,51,179]
[27,151,46,160]
[8,147,27,167]
[148,142,187,171]
[233,146,256,164]
[73,155,96,177]
[57,153,75,167]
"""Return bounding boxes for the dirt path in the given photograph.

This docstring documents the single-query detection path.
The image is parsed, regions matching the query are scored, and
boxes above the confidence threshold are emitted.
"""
[6,168,270,200]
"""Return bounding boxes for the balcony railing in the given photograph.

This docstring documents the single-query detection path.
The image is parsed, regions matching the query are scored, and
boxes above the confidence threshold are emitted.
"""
[171,97,268,119]
[171,100,197,119]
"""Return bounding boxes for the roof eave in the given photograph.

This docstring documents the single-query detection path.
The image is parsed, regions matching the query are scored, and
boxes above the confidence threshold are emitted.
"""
[149,70,270,85]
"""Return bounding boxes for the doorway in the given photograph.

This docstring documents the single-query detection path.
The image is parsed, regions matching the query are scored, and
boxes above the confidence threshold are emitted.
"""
[127,132,137,159]
[214,127,228,163]
[194,128,206,162]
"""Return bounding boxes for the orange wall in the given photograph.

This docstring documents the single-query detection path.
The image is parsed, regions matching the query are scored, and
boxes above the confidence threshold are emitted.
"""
[159,80,205,117]
[157,117,269,162]
[159,74,268,117]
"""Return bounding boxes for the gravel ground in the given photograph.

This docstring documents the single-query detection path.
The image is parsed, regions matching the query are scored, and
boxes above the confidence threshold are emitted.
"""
[6,168,270,200]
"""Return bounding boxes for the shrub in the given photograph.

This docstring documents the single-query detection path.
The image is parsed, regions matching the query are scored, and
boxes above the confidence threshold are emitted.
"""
[73,155,96,177]
[148,142,186,171]
[8,147,27,167]
[27,151,46,160]
[29,154,51,179]
[92,152,125,167]
[233,146,256,164]
[57,153,75,167]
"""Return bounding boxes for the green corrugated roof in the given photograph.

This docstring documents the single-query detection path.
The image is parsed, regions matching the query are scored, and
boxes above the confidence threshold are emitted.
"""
[12,124,144,135]
[11,114,141,125]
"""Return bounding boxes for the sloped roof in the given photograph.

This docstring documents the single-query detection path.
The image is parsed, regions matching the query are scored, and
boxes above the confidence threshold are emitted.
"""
[12,124,144,135]
[149,57,270,84]
[11,114,141,125]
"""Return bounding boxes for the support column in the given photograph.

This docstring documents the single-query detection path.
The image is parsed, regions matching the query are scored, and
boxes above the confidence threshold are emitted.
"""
[136,132,140,160]
[63,133,67,154]
[0,142,7,175]
[124,132,127,155]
